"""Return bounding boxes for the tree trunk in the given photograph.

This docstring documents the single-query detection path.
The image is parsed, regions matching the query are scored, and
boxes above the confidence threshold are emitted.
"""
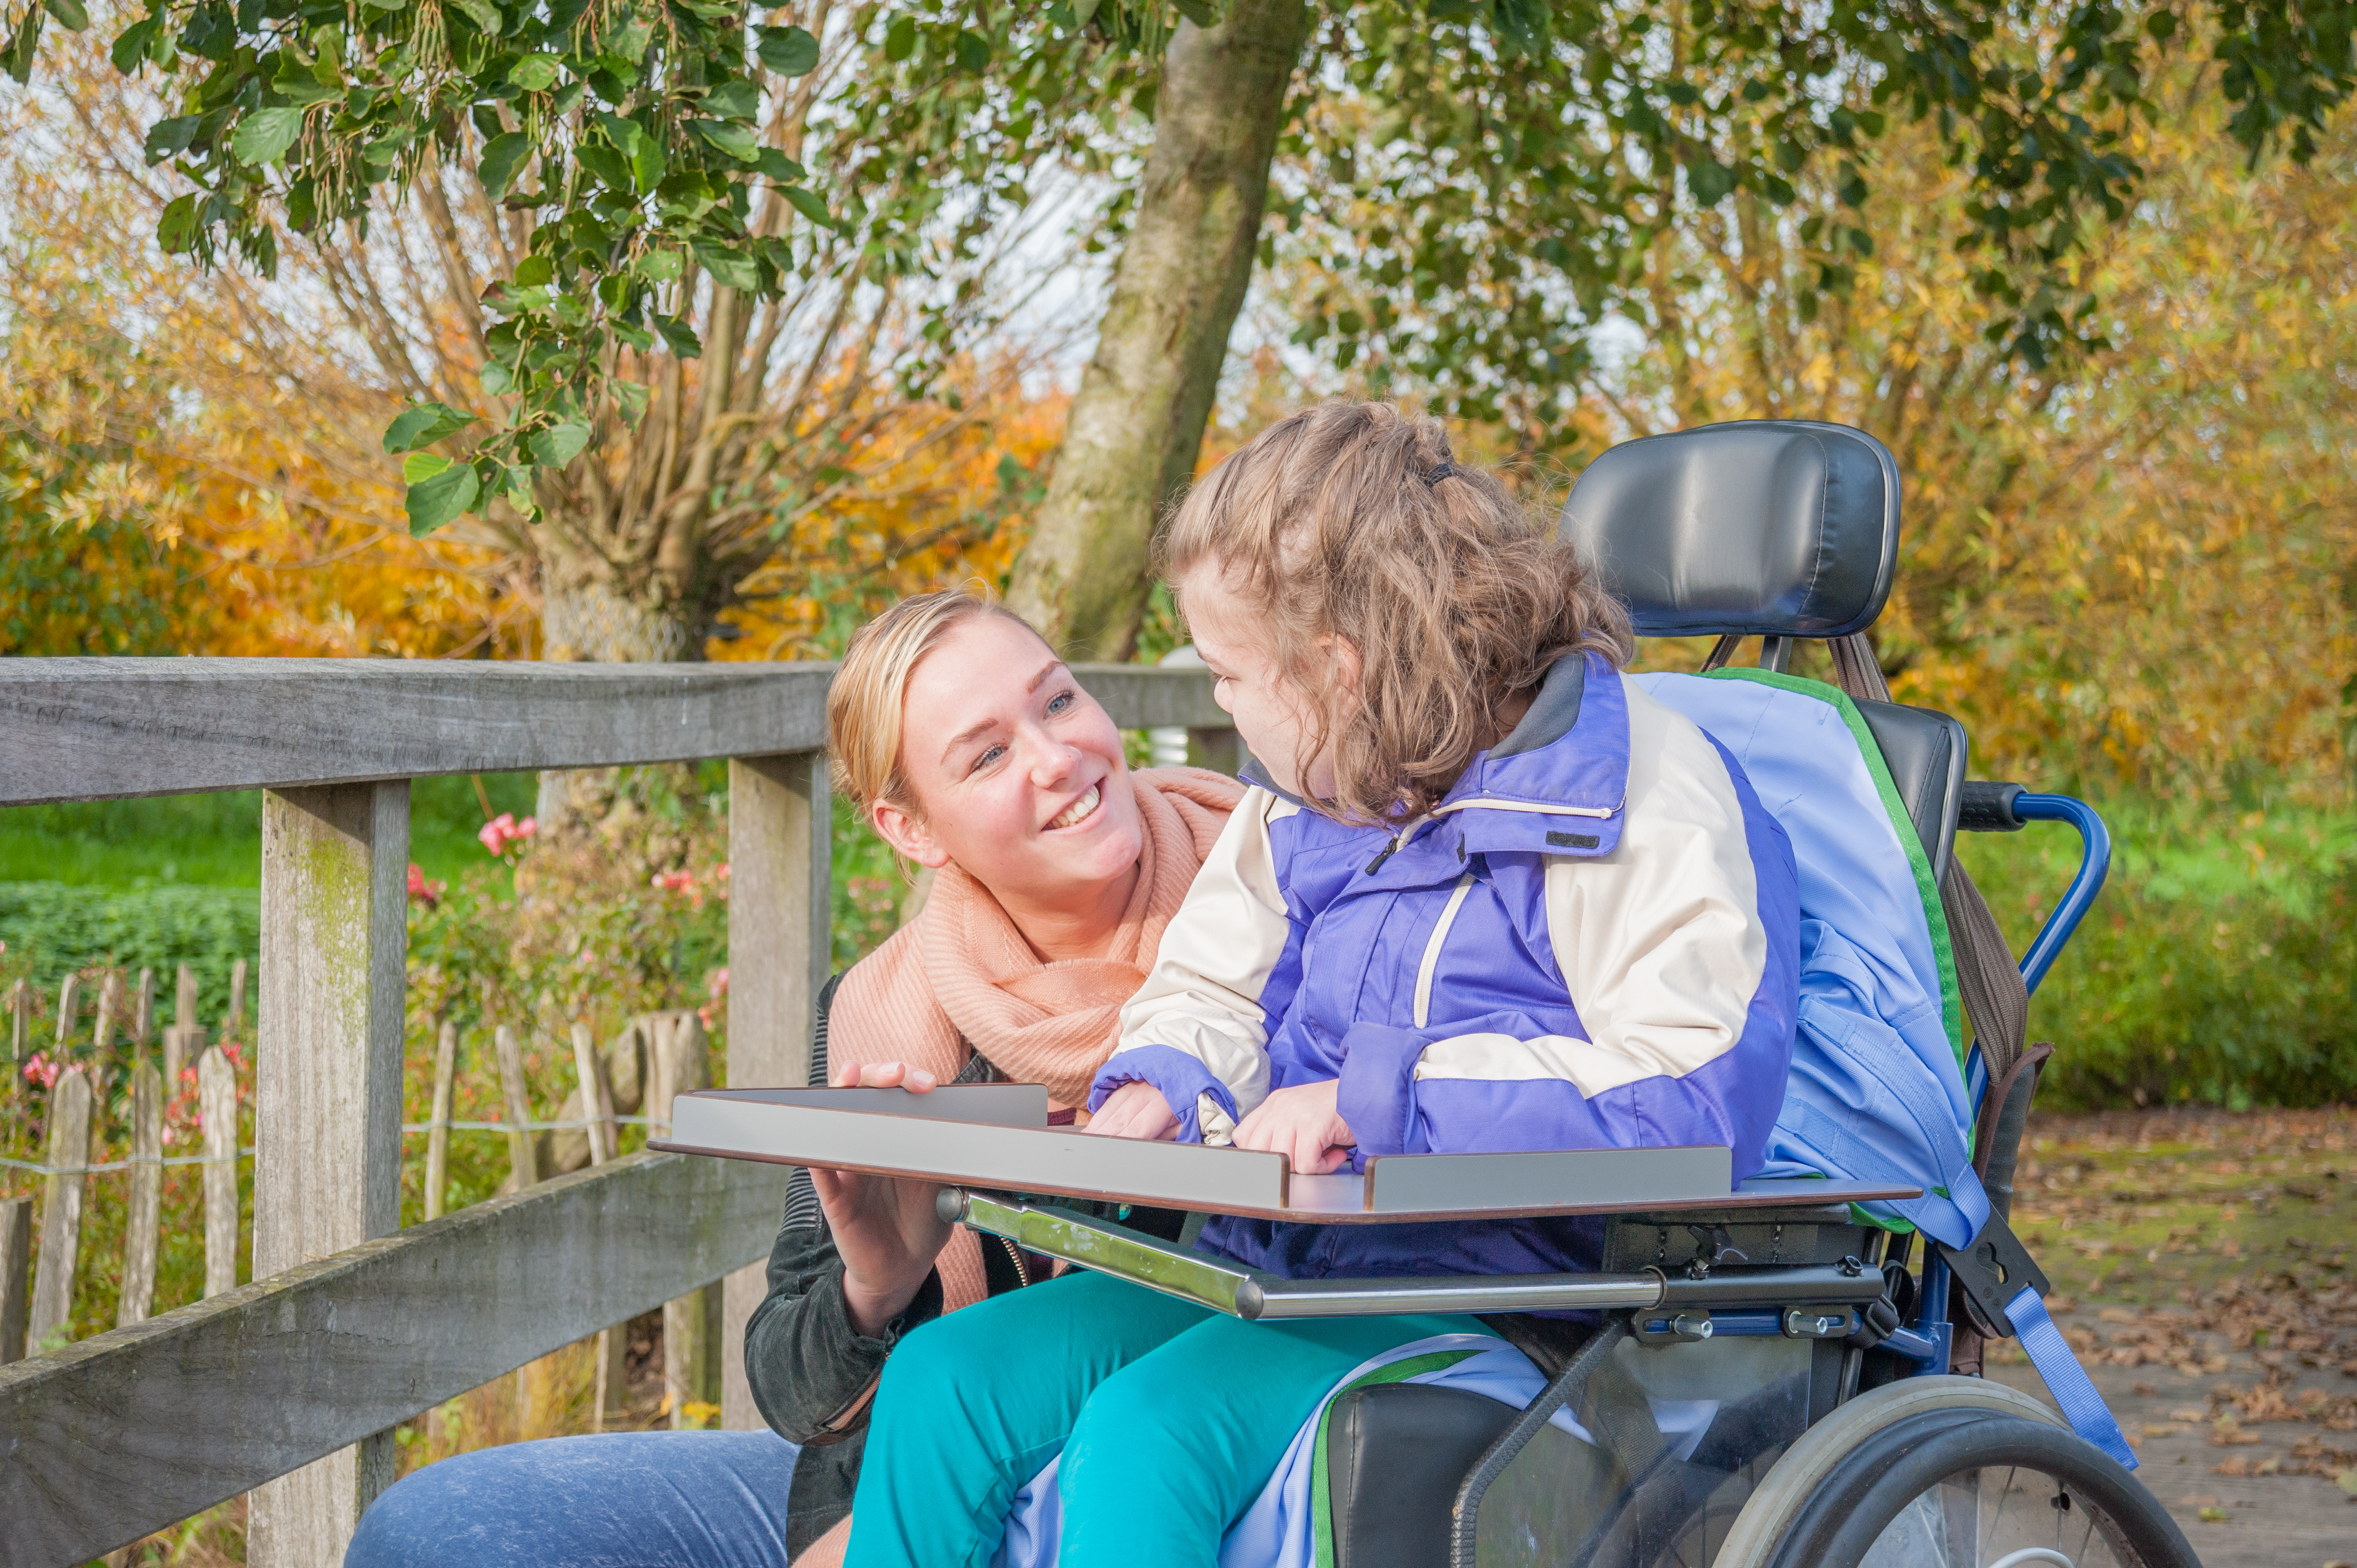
[539,573,703,663]
[1002,0,1310,659]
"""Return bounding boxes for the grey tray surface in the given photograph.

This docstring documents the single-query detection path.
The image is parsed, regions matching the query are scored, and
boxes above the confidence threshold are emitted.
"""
[650,1085,1919,1223]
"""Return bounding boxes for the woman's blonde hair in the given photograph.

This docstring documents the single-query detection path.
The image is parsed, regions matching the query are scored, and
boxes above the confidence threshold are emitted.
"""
[1156,402,1634,824]
[826,587,1043,809]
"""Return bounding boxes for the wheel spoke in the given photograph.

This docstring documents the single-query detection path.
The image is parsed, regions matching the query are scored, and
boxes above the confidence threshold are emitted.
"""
[1987,1462,2020,1555]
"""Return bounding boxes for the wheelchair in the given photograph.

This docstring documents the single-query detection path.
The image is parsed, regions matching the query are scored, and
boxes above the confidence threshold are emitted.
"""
[943,420,2201,1568]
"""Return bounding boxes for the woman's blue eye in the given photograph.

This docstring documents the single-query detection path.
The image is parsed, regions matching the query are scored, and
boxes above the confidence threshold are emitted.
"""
[972,744,1006,772]
[1046,690,1074,715]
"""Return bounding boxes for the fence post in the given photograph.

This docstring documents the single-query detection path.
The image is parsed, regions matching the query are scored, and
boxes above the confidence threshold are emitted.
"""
[199,1044,239,1298]
[118,1061,164,1327]
[652,1012,717,1425]
[719,751,828,1430]
[493,1025,538,1189]
[27,1065,92,1353]
[1,1193,30,1363]
[6,977,27,1064]
[423,1019,458,1222]
[248,781,409,1568]
[164,963,206,1086]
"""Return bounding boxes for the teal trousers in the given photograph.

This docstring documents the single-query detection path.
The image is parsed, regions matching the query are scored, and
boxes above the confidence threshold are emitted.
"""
[840,1270,1487,1568]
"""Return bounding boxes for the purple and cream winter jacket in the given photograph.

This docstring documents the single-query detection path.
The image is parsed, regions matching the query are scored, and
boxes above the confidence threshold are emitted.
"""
[1088,649,1801,1282]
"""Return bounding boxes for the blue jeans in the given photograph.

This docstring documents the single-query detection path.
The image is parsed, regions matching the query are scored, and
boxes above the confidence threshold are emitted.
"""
[344,1430,804,1567]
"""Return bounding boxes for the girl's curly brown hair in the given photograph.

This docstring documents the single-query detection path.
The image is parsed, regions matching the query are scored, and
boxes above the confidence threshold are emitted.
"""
[1156,402,1633,825]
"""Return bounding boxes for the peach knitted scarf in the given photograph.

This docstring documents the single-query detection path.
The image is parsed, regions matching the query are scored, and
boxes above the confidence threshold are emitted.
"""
[825,765,1243,1107]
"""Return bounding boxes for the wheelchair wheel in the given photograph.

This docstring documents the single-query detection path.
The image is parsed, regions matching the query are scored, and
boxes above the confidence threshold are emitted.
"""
[1709,1375,2062,1566]
[1758,1412,2199,1568]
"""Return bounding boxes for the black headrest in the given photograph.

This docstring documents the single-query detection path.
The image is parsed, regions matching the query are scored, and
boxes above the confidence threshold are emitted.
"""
[1559,420,1900,639]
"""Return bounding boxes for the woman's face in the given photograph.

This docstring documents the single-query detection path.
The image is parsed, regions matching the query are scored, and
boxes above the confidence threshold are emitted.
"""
[872,613,1144,908]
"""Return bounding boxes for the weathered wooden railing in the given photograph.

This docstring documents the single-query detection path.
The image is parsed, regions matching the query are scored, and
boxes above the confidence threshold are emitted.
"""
[0,656,1232,1568]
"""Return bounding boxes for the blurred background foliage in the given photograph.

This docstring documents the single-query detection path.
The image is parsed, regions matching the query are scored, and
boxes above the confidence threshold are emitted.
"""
[2,17,2350,1113]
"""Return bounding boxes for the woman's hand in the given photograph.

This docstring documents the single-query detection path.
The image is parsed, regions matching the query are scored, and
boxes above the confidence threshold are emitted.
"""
[1084,1080,1178,1142]
[810,1059,953,1337]
[1233,1079,1355,1175]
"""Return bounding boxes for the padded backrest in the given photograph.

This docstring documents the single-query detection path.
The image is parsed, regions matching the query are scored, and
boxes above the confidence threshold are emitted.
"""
[1561,420,1901,638]
[1855,699,1967,884]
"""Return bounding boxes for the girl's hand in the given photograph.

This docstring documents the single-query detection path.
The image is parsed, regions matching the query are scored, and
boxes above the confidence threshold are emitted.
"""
[1085,1080,1179,1142]
[809,1058,952,1336]
[1233,1079,1355,1175]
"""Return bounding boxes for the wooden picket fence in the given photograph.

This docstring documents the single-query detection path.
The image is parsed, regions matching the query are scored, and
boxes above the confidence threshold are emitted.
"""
[0,655,1232,1568]
[2,961,255,1365]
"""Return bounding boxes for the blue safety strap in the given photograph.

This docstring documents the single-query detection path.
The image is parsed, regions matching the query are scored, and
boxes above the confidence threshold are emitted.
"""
[2006,1285,2139,1471]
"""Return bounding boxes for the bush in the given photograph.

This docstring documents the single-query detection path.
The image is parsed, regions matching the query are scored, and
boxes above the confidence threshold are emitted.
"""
[1961,802,2357,1110]
[0,881,258,1025]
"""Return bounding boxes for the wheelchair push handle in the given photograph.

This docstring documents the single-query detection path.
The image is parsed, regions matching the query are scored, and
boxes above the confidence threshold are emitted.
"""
[1957,781,2112,998]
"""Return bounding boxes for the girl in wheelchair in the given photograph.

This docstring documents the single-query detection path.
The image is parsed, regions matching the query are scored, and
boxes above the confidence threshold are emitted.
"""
[840,402,1803,1568]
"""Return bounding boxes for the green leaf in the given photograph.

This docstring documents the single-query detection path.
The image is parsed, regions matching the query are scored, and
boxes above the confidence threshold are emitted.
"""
[1685,158,1736,207]
[405,458,479,537]
[511,253,554,287]
[756,24,818,77]
[155,192,202,254]
[954,29,989,73]
[635,246,685,281]
[276,78,342,107]
[43,0,88,33]
[231,106,306,168]
[402,451,452,482]
[109,12,158,71]
[4,12,42,85]
[693,243,760,292]
[691,119,760,162]
[507,53,561,91]
[780,185,830,227]
[614,379,651,426]
[754,147,805,184]
[143,114,202,163]
[447,0,500,32]
[653,312,702,358]
[883,15,915,61]
[529,420,590,467]
[478,131,531,200]
[576,142,632,194]
[383,400,480,454]
[702,78,759,121]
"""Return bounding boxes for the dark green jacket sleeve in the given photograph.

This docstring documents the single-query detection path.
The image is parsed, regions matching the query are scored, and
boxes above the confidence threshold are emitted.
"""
[742,1167,945,1446]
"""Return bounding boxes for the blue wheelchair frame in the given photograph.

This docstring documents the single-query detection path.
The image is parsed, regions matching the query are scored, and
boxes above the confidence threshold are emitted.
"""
[1871,792,2112,1374]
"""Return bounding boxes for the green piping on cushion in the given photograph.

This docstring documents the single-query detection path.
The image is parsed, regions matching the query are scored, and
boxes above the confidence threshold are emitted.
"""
[1696,667,1965,1072]
[1311,1347,1493,1568]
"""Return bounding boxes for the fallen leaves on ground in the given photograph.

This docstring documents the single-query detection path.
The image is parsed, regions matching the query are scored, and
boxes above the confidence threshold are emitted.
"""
[1996,1106,2357,1487]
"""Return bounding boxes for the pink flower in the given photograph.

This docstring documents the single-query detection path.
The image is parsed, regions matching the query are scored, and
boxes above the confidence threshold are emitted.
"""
[477,813,537,855]
[405,864,445,904]
[22,1052,59,1089]
[709,967,730,999]
[651,869,697,895]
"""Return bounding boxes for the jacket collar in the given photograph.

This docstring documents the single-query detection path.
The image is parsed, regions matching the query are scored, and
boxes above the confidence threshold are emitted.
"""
[1426,649,1629,861]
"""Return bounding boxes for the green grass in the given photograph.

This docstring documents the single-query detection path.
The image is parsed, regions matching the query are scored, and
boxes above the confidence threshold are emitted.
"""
[1955,800,2356,1108]
[0,772,540,891]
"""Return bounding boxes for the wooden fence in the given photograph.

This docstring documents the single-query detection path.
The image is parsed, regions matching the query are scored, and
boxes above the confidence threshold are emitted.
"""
[0,656,1232,1568]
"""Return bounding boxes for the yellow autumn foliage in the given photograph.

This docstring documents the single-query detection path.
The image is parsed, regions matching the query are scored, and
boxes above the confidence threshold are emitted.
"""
[1618,70,2356,804]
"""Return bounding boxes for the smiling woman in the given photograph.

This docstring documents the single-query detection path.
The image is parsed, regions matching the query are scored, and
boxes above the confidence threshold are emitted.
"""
[346,589,1244,1568]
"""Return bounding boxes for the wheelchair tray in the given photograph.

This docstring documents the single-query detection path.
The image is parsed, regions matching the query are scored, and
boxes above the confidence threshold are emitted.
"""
[649,1086,1918,1222]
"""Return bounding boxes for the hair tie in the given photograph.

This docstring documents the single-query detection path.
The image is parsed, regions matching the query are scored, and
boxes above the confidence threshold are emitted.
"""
[1423,461,1460,486]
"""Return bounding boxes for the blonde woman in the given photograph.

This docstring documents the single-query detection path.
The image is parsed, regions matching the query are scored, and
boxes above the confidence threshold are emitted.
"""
[346,590,1241,1568]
